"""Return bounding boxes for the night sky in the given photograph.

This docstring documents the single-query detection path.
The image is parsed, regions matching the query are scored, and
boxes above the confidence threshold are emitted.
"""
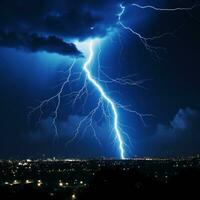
[0,0,200,159]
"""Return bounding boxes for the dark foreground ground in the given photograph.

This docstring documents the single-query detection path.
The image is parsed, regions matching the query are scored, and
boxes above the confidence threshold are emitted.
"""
[0,157,200,199]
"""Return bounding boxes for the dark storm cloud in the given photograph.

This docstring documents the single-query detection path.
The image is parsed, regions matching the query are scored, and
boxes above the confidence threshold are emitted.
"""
[0,0,121,55]
[0,30,82,56]
[136,108,200,156]
[0,0,120,39]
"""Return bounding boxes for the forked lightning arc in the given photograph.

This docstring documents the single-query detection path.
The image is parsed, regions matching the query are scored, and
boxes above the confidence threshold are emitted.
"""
[29,2,199,159]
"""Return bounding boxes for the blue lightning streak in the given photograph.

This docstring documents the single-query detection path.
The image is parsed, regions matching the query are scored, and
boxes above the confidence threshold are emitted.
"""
[117,2,200,60]
[83,40,125,159]
[118,4,172,40]
[28,38,152,159]
[117,4,170,58]
[117,3,200,53]
[131,3,200,11]
[28,59,76,140]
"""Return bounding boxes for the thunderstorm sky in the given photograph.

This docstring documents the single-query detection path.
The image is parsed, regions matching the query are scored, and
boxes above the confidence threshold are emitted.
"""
[0,0,200,159]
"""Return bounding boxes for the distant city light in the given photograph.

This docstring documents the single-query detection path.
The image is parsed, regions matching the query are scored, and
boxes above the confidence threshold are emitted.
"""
[13,180,20,185]
[72,194,76,200]
[25,180,32,184]
[37,182,42,187]
[59,182,63,187]
[37,180,42,187]
[0,156,199,198]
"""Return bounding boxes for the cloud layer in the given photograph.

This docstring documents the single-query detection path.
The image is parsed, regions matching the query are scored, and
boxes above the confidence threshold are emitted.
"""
[23,108,200,157]
[136,108,200,156]
[0,30,82,56]
[0,0,121,55]
[25,115,116,158]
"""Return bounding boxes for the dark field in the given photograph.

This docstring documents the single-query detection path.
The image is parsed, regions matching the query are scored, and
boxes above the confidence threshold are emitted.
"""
[0,157,200,199]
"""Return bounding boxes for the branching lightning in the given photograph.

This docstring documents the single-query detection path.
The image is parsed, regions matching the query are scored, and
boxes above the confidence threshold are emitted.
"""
[28,1,199,159]
[28,38,150,159]
[28,58,76,141]
[131,3,200,12]
[82,40,125,159]
[117,2,199,57]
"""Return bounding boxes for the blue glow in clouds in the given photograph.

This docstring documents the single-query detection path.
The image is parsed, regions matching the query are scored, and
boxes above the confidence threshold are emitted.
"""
[83,40,125,159]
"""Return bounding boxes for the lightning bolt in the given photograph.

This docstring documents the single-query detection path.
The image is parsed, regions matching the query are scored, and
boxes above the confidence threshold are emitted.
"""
[131,3,200,11]
[28,38,150,159]
[117,2,200,58]
[117,4,169,57]
[28,58,76,142]
[82,40,125,159]
[28,2,199,159]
